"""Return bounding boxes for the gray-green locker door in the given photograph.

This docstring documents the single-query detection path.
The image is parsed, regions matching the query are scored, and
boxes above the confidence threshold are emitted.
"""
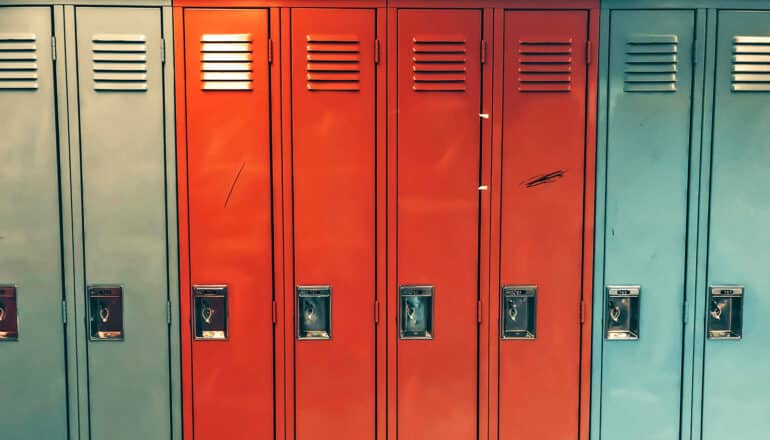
[596,10,695,440]
[0,6,69,439]
[73,7,172,439]
[701,10,770,440]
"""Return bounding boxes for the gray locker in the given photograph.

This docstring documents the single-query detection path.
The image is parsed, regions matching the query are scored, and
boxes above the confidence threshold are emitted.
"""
[0,6,69,439]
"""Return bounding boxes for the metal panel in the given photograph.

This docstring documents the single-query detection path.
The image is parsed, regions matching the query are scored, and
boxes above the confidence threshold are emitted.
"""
[0,6,68,438]
[183,9,273,439]
[396,9,481,440]
[702,10,770,439]
[291,8,376,440]
[498,11,587,440]
[596,10,695,440]
[74,7,171,439]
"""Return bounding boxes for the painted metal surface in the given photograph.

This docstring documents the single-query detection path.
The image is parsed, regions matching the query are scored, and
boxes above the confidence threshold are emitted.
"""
[0,6,69,438]
[594,9,696,440]
[290,8,377,440]
[701,10,770,440]
[73,6,173,439]
[182,8,274,440]
[497,10,588,440]
[395,9,481,440]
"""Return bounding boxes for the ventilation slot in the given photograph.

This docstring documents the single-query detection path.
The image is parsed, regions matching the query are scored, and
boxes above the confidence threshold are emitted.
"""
[624,34,678,93]
[201,34,253,91]
[732,36,770,92]
[517,39,572,92]
[305,34,360,92]
[412,36,466,92]
[92,34,148,92]
[0,33,38,90]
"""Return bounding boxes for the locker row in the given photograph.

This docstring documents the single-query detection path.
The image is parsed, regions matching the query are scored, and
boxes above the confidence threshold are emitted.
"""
[0,1,768,440]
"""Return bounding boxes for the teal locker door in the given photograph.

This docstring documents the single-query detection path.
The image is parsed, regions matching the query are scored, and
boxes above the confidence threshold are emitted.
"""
[74,7,172,439]
[597,10,695,440]
[702,11,770,440]
[0,6,69,439]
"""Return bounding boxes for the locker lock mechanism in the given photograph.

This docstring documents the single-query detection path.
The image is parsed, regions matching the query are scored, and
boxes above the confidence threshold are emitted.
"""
[707,285,743,340]
[605,286,640,340]
[88,285,124,341]
[193,285,228,340]
[400,286,433,340]
[297,286,331,340]
[0,285,19,341]
[501,285,537,340]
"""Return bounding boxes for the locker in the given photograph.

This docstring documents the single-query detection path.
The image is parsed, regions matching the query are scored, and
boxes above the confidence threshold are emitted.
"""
[0,6,69,438]
[181,8,274,440]
[592,9,697,440]
[701,10,770,439]
[290,8,377,440]
[69,6,177,439]
[496,10,589,440]
[394,9,482,440]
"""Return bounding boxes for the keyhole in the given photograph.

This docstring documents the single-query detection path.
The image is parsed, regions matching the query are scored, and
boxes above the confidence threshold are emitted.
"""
[608,301,621,323]
[201,303,215,324]
[507,300,518,322]
[710,301,723,321]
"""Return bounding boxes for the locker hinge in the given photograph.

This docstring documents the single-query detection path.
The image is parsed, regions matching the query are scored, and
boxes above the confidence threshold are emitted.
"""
[167,301,172,324]
[481,40,487,64]
[161,38,166,64]
[272,300,277,324]
[374,39,381,65]
[683,299,688,324]
[268,39,274,64]
[585,41,592,65]
[477,300,483,323]
[51,36,56,61]
[61,300,67,324]
[375,300,380,323]
[580,299,586,324]
[692,39,697,65]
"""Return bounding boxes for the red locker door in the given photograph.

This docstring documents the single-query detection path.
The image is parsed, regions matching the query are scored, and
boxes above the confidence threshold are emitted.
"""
[291,8,377,440]
[184,9,273,440]
[396,9,482,440]
[497,11,588,439]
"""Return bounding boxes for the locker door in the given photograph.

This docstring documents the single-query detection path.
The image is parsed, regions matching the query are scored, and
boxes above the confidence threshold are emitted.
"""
[701,11,770,440]
[498,10,587,439]
[74,7,172,439]
[396,10,481,440]
[291,8,377,440]
[597,10,695,440]
[0,7,68,438]
[184,9,273,440]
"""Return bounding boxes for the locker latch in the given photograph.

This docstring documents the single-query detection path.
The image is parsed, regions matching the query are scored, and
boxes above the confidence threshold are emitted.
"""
[88,285,124,341]
[399,285,433,340]
[193,285,228,340]
[707,285,743,340]
[501,285,537,340]
[605,286,640,340]
[0,285,19,341]
[297,286,332,340]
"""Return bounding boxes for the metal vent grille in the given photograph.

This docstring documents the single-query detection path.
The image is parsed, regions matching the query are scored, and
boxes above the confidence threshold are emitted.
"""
[201,34,253,91]
[92,34,148,92]
[0,33,38,90]
[305,34,360,92]
[624,34,678,93]
[732,36,770,92]
[412,36,466,92]
[517,39,572,92]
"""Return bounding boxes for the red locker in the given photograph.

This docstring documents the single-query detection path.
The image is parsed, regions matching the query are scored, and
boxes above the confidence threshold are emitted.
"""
[180,9,274,440]
[289,8,378,440]
[394,9,483,440]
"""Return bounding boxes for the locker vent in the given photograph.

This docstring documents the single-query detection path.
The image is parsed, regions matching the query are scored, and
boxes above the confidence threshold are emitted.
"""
[517,39,572,92]
[305,34,361,91]
[201,34,253,91]
[732,36,770,92]
[0,33,38,90]
[92,34,148,92]
[624,34,678,93]
[412,36,466,92]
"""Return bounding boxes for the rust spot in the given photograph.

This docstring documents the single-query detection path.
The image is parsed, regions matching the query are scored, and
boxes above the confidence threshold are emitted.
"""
[224,161,247,208]
[523,170,565,188]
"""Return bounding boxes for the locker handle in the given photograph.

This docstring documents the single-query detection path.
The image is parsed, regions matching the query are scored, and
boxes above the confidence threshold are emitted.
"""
[0,304,5,322]
[608,302,621,323]
[98,303,111,323]
[707,285,743,340]
[200,302,215,324]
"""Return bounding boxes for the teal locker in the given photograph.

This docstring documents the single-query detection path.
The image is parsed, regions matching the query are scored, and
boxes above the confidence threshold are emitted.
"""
[0,6,69,438]
[699,10,770,440]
